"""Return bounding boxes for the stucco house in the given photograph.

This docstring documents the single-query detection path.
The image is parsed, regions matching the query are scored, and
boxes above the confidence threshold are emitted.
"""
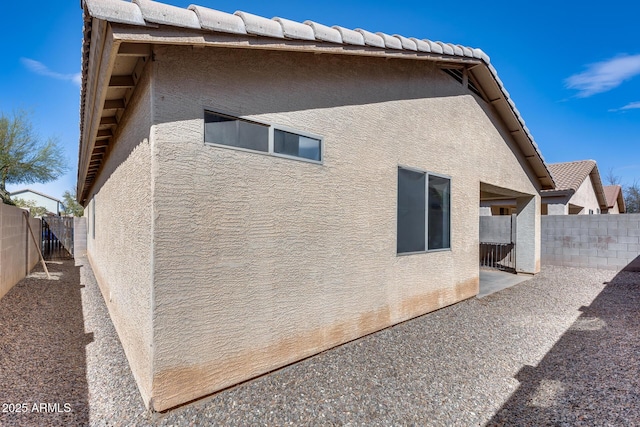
[603,185,626,214]
[540,160,607,215]
[481,160,608,216]
[10,188,65,215]
[78,0,555,411]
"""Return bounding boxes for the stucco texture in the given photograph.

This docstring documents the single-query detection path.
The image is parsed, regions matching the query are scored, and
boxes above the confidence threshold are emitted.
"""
[568,174,601,214]
[609,202,620,215]
[142,46,541,410]
[86,63,154,403]
[0,203,41,300]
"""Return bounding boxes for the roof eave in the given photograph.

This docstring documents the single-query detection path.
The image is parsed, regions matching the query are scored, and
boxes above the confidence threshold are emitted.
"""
[588,165,609,211]
[77,0,557,199]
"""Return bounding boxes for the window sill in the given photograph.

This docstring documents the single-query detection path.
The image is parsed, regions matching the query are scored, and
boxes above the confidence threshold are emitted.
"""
[396,248,452,256]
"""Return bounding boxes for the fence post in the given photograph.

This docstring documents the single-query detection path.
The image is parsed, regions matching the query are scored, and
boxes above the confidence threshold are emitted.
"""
[23,212,50,279]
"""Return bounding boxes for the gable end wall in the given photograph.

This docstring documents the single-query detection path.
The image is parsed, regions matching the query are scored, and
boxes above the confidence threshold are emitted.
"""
[145,45,541,411]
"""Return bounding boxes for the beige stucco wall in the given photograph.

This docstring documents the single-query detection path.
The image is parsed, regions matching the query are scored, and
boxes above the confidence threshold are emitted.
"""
[568,175,601,214]
[85,64,154,403]
[143,46,541,411]
[609,201,620,214]
[0,203,41,300]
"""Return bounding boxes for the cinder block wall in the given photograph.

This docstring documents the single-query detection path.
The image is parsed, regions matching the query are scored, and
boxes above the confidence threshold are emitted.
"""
[0,203,41,299]
[479,215,513,243]
[541,214,640,270]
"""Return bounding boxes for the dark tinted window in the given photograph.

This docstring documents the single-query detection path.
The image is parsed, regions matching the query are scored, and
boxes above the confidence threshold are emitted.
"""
[397,168,426,253]
[204,112,268,152]
[274,129,321,161]
[428,175,451,250]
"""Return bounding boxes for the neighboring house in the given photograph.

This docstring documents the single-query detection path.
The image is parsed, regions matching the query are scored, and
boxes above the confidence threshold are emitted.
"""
[603,185,626,214]
[77,0,555,411]
[10,188,64,215]
[481,159,608,216]
[541,160,607,215]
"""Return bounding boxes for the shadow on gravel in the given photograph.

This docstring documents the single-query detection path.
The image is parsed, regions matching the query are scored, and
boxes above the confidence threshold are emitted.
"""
[487,263,640,426]
[0,260,91,427]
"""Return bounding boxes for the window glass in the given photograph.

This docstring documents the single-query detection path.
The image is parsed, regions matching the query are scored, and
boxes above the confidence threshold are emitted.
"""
[397,168,426,253]
[274,129,321,161]
[204,112,269,152]
[428,175,451,250]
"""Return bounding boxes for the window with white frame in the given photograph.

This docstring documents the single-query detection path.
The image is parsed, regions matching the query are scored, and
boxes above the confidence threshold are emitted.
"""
[204,111,322,163]
[397,167,451,254]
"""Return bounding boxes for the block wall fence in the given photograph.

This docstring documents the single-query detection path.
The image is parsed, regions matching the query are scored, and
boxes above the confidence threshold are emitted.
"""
[0,203,42,300]
[541,214,640,270]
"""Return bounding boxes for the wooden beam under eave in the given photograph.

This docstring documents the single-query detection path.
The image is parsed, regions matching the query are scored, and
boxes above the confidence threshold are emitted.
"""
[100,116,118,126]
[97,129,112,138]
[118,43,151,57]
[104,99,125,110]
[437,63,465,70]
[94,140,109,147]
[109,75,135,88]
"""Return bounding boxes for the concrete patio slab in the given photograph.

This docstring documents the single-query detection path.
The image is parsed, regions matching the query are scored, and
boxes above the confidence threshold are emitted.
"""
[478,269,533,298]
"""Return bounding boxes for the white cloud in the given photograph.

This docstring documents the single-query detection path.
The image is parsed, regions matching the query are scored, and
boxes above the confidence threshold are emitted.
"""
[21,58,81,86]
[620,101,640,110]
[565,54,640,97]
[608,101,640,112]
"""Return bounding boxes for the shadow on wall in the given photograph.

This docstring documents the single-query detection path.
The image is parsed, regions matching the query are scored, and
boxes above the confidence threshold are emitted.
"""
[0,260,91,426]
[486,255,640,426]
[155,46,472,121]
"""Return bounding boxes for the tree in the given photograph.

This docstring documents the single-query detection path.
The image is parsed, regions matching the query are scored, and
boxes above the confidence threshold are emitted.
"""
[0,110,68,203]
[625,181,640,213]
[604,168,639,213]
[61,189,84,217]
[604,167,622,186]
[12,197,49,217]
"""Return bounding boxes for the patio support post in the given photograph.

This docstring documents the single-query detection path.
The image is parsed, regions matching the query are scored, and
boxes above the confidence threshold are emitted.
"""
[515,195,540,274]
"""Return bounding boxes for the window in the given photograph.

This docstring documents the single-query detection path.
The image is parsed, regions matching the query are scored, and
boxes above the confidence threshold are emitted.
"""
[204,112,269,152]
[428,174,451,250]
[204,111,322,163]
[397,168,426,253]
[274,129,321,162]
[397,167,451,254]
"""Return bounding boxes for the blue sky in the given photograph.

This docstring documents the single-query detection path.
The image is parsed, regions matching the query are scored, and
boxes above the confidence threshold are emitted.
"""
[1,0,639,201]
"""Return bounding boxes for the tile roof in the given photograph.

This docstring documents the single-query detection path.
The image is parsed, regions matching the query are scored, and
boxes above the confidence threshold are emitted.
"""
[78,0,556,201]
[603,185,626,213]
[83,0,491,61]
[542,160,608,209]
[545,160,597,193]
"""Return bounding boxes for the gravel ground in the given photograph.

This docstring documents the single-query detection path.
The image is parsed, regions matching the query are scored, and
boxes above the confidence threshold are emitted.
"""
[1,259,638,426]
